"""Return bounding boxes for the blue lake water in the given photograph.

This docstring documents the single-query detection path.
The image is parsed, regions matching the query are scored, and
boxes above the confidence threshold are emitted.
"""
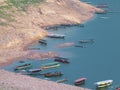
[2,0,120,90]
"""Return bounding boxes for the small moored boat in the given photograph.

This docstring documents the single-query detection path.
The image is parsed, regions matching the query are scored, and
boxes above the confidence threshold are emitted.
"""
[95,80,113,88]
[28,68,43,73]
[41,64,60,69]
[54,59,70,63]
[96,4,108,8]
[79,39,94,43]
[54,57,70,63]
[44,72,63,77]
[47,34,65,39]
[14,63,32,71]
[38,39,47,45]
[74,78,87,86]
[56,78,68,83]
[42,62,60,66]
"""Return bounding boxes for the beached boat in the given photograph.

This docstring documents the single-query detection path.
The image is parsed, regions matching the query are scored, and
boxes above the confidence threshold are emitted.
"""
[41,64,60,69]
[44,72,63,77]
[74,78,87,86]
[56,78,68,83]
[42,62,60,66]
[79,39,94,43]
[95,80,113,88]
[47,34,65,39]
[14,63,32,71]
[38,39,47,45]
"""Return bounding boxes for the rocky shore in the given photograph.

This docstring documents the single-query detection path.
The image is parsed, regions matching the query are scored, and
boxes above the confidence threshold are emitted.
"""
[0,0,103,89]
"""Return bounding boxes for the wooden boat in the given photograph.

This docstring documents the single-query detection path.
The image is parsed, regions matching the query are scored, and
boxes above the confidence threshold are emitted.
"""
[54,59,70,63]
[44,72,63,77]
[56,78,68,83]
[14,63,32,71]
[54,56,68,60]
[28,68,43,73]
[41,64,60,69]
[74,78,87,86]
[96,4,108,8]
[95,80,113,88]
[42,62,60,66]
[47,34,65,39]
[38,39,47,45]
[74,45,84,48]
[79,39,94,43]
[95,10,107,14]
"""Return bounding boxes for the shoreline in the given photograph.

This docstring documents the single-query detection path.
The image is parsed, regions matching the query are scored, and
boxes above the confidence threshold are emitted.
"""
[0,70,91,90]
[0,0,104,90]
[0,0,104,66]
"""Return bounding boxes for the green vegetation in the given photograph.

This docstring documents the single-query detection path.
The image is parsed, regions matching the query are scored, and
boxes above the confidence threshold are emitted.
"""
[7,0,44,11]
[0,0,44,26]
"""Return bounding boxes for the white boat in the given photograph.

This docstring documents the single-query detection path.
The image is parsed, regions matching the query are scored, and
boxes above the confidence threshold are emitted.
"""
[47,34,65,38]
[95,80,113,88]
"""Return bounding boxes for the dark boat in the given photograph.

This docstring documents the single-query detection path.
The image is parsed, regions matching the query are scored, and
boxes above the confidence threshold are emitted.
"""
[79,39,94,43]
[74,78,87,86]
[96,4,108,8]
[28,68,43,73]
[38,39,47,45]
[47,34,65,39]
[74,45,84,48]
[14,63,32,71]
[54,56,70,63]
[44,72,63,77]
[54,59,70,63]
[54,56,68,60]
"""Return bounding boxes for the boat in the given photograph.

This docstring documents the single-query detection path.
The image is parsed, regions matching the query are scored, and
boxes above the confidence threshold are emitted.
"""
[28,68,43,73]
[74,78,87,86]
[47,34,65,39]
[54,56,68,60]
[41,64,60,69]
[74,45,84,48]
[44,72,63,77]
[54,59,70,63]
[95,80,113,88]
[42,62,60,66]
[79,39,94,43]
[56,78,68,83]
[96,4,108,8]
[38,39,47,45]
[14,63,32,71]
[54,59,69,63]
[95,10,107,14]
[54,56,70,63]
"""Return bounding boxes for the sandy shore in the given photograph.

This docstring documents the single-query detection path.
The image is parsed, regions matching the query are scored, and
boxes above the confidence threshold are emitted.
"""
[0,0,104,89]
[0,70,91,90]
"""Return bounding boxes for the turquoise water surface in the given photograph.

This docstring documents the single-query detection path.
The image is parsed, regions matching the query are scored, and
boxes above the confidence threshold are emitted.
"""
[3,0,120,90]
